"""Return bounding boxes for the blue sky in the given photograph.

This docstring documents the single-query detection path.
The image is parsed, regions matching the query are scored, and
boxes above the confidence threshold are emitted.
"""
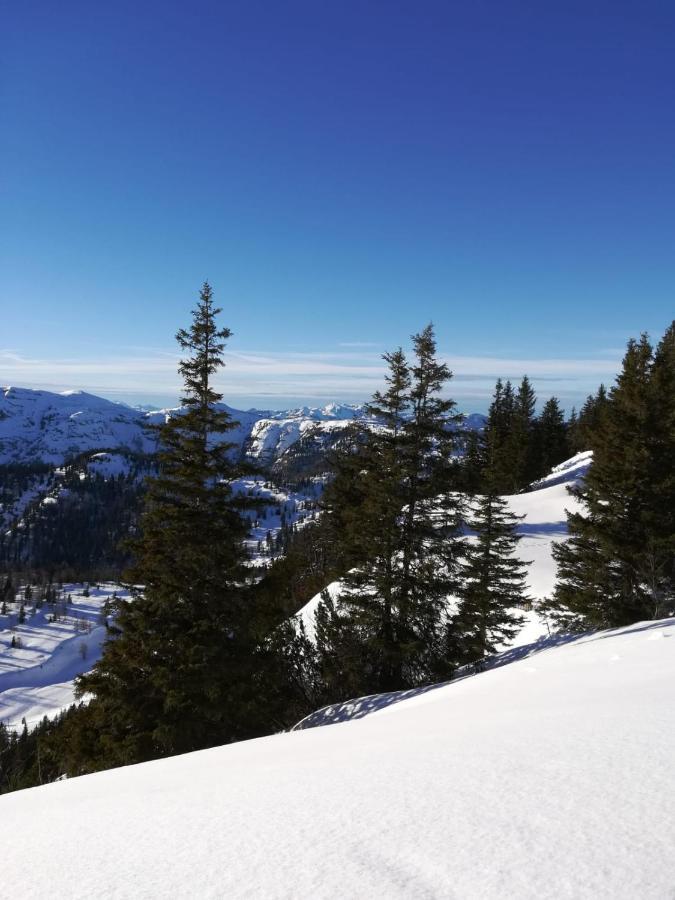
[1,1,673,411]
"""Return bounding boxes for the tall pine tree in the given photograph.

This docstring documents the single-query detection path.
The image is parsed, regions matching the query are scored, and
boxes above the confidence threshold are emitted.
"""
[550,326,675,629]
[315,325,464,697]
[76,283,267,766]
[452,439,530,665]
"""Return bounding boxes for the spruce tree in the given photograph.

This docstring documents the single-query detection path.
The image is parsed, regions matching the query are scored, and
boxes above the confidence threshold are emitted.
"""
[569,385,609,453]
[452,445,529,664]
[76,283,264,766]
[534,396,569,477]
[315,325,464,697]
[507,375,538,489]
[550,327,675,629]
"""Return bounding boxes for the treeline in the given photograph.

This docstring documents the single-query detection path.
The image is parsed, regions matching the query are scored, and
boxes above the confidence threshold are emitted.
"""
[2,285,672,795]
[461,377,606,495]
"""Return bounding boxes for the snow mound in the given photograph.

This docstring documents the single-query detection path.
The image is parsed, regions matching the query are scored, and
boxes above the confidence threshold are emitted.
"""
[2,617,674,899]
[530,450,592,490]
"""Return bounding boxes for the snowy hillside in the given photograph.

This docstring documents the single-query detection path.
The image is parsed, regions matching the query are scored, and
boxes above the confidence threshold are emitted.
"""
[0,453,588,731]
[0,386,485,467]
[0,388,155,464]
[2,616,673,899]
[0,584,129,729]
[297,452,589,641]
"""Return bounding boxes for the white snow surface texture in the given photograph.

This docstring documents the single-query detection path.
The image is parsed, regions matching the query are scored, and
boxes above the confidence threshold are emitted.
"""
[2,617,674,899]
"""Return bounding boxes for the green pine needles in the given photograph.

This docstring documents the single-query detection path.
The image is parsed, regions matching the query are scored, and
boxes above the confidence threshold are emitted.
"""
[76,284,263,766]
[549,322,675,629]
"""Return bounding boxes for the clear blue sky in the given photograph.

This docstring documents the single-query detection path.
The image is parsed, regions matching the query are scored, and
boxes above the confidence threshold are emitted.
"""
[1,1,673,411]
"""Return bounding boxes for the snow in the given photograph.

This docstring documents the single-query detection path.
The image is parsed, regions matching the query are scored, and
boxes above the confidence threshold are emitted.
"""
[0,387,374,466]
[0,387,154,464]
[232,476,322,564]
[530,450,593,490]
[297,453,588,643]
[1,617,674,899]
[0,584,128,729]
[0,387,486,468]
[86,451,134,478]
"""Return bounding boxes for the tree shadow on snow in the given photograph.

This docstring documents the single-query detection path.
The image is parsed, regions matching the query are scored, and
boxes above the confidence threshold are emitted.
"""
[292,617,674,731]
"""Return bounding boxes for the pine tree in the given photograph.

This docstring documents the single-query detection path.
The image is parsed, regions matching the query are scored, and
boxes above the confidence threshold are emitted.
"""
[534,396,569,477]
[481,379,515,493]
[452,445,529,664]
[569,385,609,453]
[550,328,675,629]
[315,325,464,697]
[76,283,267,766]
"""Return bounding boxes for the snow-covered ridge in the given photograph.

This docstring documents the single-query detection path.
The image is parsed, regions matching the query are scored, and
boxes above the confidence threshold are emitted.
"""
[529,450,592,490]
[2,616,673,899]
[0,386,485,466]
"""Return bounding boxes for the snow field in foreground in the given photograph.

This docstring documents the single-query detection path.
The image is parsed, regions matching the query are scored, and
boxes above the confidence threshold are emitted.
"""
[1,617,673,899]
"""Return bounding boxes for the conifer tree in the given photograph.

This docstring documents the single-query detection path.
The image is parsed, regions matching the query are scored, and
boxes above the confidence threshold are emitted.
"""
[315,325,464,697]
[534,396,569,477]
[481,378,517,492]
[550,327,675,629]
[452,443,529,665]
[76,283,266,766]
[568,385,609,453]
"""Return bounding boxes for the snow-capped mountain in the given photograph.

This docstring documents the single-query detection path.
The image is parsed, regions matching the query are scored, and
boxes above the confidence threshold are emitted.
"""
[0,388,154,464]
[0,386,485,467]
[0,387,365,466]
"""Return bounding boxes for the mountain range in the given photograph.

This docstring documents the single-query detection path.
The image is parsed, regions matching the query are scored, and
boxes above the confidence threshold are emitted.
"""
[0,386,486,467]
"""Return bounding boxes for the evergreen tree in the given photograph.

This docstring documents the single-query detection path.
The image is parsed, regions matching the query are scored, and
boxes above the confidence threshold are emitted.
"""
[506,375,539,488]
[533,396,569,477]
[550,327,675,629]
[568,385,609,453]
[315,326,464,697]
[452,446,529,664]
[76,283,269,767]
[481,378,518,493]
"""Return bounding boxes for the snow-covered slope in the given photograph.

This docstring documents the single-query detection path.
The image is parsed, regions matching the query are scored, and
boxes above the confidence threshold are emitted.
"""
[2,617,673,899]
[0,387,155,464]
[297,453,587,640]
[0,584,129,729]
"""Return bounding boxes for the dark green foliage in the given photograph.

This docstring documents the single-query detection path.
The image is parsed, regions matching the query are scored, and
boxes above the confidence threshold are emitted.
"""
[75,284,294,768]
[568,385,610,453]
[0,456,147,580]
[453,459,529,664]
[471,378,572,493]
[533,397,569,477]
[314,326,465,698]
[251,518,348,621]
[550,324,675,629]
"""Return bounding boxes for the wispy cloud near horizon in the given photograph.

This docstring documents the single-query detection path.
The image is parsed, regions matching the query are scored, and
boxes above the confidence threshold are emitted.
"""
[0,346,621,412]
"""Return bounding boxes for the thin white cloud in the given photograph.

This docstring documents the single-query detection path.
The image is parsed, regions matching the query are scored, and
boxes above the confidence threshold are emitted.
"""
[0,346,620,409]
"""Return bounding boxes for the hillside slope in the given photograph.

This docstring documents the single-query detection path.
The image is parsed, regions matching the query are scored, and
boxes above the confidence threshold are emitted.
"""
[296,451,592,640]
[2,617,673,899]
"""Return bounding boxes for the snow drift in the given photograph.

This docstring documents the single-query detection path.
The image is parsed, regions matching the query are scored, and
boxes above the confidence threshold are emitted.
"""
[2,617,674,899]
